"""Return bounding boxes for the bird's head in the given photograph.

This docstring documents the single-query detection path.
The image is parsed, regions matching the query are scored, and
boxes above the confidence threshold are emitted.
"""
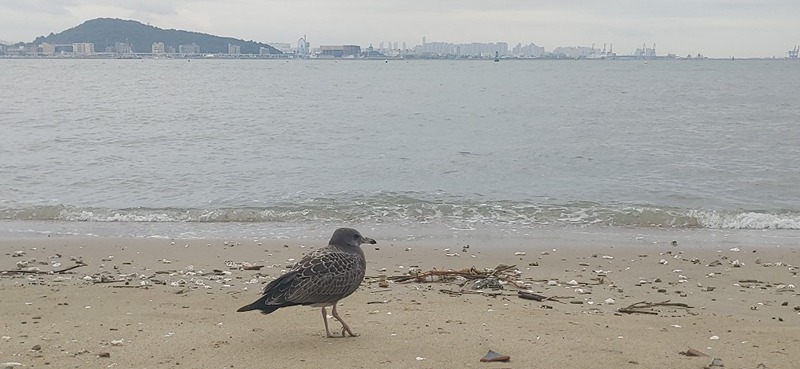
[330,228,376,248]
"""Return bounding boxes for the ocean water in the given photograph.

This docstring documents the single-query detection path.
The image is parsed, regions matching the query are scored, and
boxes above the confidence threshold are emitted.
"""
[1,58,799,239]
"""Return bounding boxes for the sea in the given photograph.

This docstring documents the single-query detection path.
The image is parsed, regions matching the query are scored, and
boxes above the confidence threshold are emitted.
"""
[1,58,799,241]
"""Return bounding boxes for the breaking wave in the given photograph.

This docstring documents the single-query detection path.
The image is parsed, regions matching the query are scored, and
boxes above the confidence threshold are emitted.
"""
[1,195,798,230]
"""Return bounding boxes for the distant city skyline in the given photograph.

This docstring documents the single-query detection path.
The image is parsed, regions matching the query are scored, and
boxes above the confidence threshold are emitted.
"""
[1,1,798,58]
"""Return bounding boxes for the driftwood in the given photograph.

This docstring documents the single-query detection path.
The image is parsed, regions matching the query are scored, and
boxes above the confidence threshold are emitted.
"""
[111,285,150,289]
[517,290,566,303]
[94,279,127,284]
[618,300,694,315]
[0,263,87,275]
[439,288,509,297]
[387,264,518,283]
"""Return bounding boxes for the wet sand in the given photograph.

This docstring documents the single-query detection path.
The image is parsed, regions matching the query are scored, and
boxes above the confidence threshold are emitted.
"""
[1,228,798,369]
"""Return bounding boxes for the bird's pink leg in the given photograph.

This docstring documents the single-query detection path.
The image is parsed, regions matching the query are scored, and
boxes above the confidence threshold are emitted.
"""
[321,306,334,338]
[331,303,357,337]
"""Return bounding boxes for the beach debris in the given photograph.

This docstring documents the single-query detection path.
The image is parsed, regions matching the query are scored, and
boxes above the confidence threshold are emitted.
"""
[0,263,87,275]
[224,260,263,271]
[98,352,111,358]
[415,356,425,361]
[480,350,510,362]
[659,259,668,265]
[514,251,526,256]
[472,277,502,290]
[0,362,24,368]
[709,335,720,340]
[679,348,708,357]
[618,300,694,315]
[517,290,563,303]
[706,357,724,368]
[110,339,124,346]
[387,264,519,285]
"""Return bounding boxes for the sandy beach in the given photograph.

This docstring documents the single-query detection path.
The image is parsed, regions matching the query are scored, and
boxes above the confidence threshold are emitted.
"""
[1,227,798,369]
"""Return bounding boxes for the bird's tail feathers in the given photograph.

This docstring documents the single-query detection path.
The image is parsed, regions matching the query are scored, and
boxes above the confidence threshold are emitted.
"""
[236,296,287,314]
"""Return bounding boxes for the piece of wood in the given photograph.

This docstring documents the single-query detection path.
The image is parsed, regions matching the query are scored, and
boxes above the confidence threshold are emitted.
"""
[518,291,547,301]
[0,263,87,275]
[618,300,694,315]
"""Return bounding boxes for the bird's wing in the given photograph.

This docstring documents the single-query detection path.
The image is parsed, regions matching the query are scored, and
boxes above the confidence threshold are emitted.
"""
[283,250,365,305]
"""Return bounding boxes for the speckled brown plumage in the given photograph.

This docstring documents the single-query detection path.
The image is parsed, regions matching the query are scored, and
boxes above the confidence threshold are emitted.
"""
[237,228,376,337]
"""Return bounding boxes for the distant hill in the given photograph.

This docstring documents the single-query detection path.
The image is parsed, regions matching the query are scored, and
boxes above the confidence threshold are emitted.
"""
[31,18,281,54]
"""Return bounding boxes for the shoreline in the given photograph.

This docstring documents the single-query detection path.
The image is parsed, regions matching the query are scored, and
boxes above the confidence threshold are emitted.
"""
[1,230,798,368]
[2,219,799,246]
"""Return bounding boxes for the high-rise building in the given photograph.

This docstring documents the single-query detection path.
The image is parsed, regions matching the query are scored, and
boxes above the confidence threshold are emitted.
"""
[73,43,95,55]
[152,42,165,55]
[512,43,545,58]
[114,42,133,54]
[228,43,241,55]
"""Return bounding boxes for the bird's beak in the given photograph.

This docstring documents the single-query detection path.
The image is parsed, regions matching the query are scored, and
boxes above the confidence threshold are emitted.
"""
[362,237,377,245]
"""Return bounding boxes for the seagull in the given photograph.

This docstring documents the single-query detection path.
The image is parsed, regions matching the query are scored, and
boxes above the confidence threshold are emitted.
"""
[237,228,376,337]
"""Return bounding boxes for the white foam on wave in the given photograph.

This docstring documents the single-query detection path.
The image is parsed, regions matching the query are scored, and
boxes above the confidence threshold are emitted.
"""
[67,209,181,222]
[3,201,800,230]
[691,210,800,230]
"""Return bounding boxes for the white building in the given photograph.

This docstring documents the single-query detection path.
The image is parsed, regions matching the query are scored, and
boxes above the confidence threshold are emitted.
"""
[73,43,95,55]
[152,42,165,55]
[512,43,545,58]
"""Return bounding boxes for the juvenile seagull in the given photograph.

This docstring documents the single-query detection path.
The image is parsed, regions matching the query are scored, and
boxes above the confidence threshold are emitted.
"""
[237,228,376,337]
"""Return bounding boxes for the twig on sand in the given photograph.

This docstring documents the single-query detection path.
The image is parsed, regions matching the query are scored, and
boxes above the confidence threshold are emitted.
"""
[1,263,87,275]
[517,290,565,303]
[618,300,694,315]
[111,285,151,289]
[94,279,127,284]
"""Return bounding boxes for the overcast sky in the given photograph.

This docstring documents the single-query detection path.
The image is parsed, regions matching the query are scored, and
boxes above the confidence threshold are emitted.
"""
[1,0,797,58]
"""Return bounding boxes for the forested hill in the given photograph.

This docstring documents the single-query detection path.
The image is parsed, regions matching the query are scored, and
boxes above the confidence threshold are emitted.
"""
[31,18,281,54]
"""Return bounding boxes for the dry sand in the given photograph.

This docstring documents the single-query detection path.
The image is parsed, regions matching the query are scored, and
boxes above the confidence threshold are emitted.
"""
[1,228,798,369]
